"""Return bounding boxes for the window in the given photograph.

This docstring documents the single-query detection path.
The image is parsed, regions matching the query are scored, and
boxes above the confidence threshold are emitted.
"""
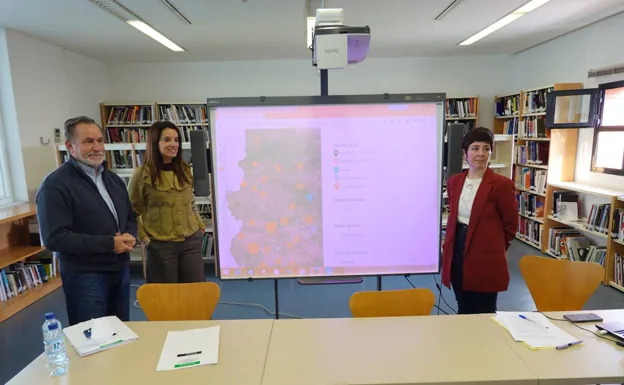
[0,111,12,206]
[591,80,624,176]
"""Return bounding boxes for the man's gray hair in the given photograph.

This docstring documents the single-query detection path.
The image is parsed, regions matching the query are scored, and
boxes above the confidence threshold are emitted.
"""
[64,116,100,141]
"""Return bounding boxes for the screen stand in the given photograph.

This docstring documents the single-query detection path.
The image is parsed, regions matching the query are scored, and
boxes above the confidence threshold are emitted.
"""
[274,279,279,319]
[297,69,364,287]
[297,276,363,285]
[320,69,328,96]
[377,276,382,291]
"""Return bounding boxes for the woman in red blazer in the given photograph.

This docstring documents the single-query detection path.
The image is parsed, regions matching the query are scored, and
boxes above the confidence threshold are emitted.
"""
[441,127,518,314]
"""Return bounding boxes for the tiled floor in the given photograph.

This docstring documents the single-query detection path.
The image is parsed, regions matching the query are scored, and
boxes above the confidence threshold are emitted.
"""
[2,240,623,383]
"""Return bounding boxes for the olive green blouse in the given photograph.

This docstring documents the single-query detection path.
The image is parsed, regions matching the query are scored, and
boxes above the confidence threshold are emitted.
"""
[128,163,204,242]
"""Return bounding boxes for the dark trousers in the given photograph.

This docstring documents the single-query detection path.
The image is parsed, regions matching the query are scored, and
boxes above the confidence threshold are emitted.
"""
[451,223,498,314]
[146,231,205,283]
[61,266,130,326]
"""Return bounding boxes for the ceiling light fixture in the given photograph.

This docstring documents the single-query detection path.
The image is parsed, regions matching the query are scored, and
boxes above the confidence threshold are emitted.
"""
[434,0,467,21]
[127,20,185,51]
[88,0,185,52]
[458,0,552,45]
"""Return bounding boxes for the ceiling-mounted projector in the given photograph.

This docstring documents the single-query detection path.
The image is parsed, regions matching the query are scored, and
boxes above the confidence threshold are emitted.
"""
[311,8,371,70]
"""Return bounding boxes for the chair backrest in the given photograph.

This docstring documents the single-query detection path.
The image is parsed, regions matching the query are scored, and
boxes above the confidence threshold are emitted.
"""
[349,288,435,318]
[136,282,221,321]
[518,255,605,312]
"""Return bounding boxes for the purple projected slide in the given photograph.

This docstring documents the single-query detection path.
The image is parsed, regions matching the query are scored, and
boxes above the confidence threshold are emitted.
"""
[212,103,441,279]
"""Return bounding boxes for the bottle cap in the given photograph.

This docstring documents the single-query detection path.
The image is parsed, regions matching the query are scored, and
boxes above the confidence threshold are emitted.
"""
[45,312,55,320]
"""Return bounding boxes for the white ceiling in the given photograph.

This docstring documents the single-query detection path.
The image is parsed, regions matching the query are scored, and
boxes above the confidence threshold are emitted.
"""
[0,0,623,63]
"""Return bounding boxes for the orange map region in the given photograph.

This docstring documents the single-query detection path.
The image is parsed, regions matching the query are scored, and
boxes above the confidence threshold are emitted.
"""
[226,127,323,270]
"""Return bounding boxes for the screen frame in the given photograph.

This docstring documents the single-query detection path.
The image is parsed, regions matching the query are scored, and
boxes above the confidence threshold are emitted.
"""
[207,93,446,280]
[591,80,624,176]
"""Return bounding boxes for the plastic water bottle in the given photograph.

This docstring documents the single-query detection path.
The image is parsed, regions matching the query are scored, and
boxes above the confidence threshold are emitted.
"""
[42,313,69,376]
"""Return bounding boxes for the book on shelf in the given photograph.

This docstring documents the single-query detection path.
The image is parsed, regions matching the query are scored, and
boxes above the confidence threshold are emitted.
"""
[516,168,547,195]
[551,191,580,218]
[495,95,520,117]
[523,87,553,114]
[517,191,544,219]
[615,254,623,286]
[517,218,542,246]
[0,252,59,303]
[445,98,477,118]
[516,141,549,165]
[106,105,153,125]
[612,208,623,240]
[518,116,548,138]
[587,203,611,235]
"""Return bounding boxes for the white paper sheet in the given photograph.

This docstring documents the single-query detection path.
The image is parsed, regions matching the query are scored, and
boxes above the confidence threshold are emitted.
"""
[156,326,220,371]
[63,316,139,357]
[493,312,580,349]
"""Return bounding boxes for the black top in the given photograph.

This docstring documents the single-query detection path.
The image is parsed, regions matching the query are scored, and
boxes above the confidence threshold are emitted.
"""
[35,157,138,273]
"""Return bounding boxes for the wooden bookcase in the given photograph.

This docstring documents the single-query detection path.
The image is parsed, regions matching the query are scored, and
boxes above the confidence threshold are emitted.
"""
[503,83,584,250]
[55,102,215,262]
[446,96,479,129]
[0,204,60,322]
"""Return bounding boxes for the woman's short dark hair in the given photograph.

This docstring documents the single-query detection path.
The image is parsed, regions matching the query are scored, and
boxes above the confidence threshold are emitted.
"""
[462,127,494,153]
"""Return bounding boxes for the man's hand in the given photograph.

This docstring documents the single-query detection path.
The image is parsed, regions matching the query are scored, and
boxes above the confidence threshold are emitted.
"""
[113,233,135,254]
[121,233,137,248]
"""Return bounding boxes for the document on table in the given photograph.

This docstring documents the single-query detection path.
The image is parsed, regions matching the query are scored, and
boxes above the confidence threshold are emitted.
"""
[156,325,220,371]
[492,312,580,349]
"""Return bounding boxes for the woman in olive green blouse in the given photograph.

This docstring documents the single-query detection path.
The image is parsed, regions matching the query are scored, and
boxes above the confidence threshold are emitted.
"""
[128,121,205,283]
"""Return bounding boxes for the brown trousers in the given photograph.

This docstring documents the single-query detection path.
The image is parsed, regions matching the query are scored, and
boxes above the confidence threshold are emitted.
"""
[146,231,205,283]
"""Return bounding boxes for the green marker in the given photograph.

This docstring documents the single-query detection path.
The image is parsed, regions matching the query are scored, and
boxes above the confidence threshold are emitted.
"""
[174,361,200,368]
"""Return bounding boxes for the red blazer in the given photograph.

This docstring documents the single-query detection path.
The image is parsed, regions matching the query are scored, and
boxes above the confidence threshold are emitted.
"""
[441,168,518,293]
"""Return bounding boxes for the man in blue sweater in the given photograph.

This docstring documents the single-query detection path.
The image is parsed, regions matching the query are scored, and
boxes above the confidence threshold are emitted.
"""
[36,116,138,326]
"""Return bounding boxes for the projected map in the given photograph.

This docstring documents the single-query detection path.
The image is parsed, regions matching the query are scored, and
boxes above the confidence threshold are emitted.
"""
[226,128,323,269]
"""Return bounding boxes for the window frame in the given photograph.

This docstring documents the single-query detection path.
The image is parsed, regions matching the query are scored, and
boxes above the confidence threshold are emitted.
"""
[590,79,624,177]
[0,123,13,206]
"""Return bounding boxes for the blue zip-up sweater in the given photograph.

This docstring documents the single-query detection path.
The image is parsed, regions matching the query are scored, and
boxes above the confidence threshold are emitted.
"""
[36,157,137,273]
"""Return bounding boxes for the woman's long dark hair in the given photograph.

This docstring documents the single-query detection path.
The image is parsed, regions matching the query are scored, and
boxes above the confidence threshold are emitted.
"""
[144,121,191,187]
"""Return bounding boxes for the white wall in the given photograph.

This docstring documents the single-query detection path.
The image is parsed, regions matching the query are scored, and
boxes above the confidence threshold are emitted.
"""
[0,29,109,199]
[512,12,624,190]
[107,55,513,125]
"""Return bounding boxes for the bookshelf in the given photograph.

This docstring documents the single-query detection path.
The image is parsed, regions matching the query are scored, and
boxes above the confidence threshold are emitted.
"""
[55,101,215,262]
[0,203,60,322]
[502,83,583,250]
[446,96,479,130]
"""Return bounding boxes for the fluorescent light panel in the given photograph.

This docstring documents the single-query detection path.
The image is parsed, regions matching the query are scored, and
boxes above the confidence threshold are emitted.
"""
[127,20,185,52]
[458,0,552,45]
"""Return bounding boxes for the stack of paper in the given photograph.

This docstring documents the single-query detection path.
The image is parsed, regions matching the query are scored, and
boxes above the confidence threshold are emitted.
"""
[156,325,220,371]
[492,311,581,349]
[63,316,139,357]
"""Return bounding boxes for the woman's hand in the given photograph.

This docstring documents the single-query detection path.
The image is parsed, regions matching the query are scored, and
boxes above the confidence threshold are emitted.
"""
[141,237,150,247]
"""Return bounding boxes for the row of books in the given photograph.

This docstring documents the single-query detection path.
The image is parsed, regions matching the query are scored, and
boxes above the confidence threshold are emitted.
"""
[614,254,624,286]
[495,94,520,117]
[106,127,147,144]
[517,192,544,218]
[0,253,59,302]
[586,203,612,235]
[158,104,208,125]
[547,227,606,264]
[445,98,477,118]
[516,142,549,165]
[106,106,153,125]
[501,117,519,135]
[517,219,542,247]
[516,168,547,195]
[517,116,548,138]
[523,88,553,115]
